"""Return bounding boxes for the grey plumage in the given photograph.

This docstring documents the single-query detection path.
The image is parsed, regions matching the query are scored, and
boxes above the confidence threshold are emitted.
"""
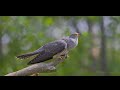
[17,33,79,65]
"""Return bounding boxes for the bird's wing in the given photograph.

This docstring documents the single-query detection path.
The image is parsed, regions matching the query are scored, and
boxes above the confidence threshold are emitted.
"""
[28,40,67,65]
[43,40,67,54]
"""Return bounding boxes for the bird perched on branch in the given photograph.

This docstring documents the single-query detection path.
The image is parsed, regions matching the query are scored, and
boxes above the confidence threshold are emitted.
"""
[17,33,80,65]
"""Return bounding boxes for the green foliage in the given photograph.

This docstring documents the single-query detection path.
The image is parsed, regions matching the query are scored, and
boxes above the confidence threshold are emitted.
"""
[87,16,101,23]
[82,32,89,37]
[0,16,120,76]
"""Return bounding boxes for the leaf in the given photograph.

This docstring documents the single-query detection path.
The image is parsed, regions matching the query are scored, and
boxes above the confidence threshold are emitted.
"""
[43,17,54,26]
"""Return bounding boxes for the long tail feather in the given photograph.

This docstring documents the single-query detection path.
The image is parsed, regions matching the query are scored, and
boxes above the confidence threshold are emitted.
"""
[17,48,44,59]
[17,52,38,59]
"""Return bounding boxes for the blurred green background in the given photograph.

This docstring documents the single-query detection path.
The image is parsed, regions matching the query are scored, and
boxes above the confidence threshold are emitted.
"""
[0,16,120,76]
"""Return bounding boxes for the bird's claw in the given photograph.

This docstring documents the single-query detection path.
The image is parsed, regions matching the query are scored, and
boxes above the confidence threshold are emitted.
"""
[58,56,64,60]
[59,54,68,59]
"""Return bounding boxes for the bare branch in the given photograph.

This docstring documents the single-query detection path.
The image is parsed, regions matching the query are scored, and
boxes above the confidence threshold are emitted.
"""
[5,58,65,76]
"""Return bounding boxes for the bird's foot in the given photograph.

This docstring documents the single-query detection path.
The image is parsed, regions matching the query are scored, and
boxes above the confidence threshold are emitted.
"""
[58,56,64,60]
[59,54,68,59]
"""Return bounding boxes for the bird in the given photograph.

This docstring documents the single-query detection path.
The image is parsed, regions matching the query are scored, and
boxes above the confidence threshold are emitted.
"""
[17,33,80,65]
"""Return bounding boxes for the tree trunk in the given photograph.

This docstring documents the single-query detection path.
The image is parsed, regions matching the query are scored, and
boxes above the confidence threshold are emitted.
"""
[86,18,97,72]
[0,34,2,58]
[100,16,108,75]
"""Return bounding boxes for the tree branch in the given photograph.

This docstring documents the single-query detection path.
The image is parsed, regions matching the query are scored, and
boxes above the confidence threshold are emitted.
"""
[5,58,65,76]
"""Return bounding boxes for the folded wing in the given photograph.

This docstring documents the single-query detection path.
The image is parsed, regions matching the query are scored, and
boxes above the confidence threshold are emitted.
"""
[28,40,67,65]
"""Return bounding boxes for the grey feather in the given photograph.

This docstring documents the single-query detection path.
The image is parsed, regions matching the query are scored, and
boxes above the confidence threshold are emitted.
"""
[28,40,67,64]
[17,48,44,59]
[62,36,78,50]
[17,33,79,65]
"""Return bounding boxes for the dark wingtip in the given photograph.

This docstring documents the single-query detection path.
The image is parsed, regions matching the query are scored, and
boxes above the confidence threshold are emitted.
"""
[27,61,35,65]
[16,55,23,59]
[16,55,26,59]
[27,62,32,65]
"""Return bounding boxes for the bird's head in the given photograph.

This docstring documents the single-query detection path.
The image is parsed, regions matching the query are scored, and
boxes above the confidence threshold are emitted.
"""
[69,33,80,39]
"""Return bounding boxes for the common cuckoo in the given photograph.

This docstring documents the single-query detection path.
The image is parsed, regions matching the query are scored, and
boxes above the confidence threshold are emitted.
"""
[17,33,79,65]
